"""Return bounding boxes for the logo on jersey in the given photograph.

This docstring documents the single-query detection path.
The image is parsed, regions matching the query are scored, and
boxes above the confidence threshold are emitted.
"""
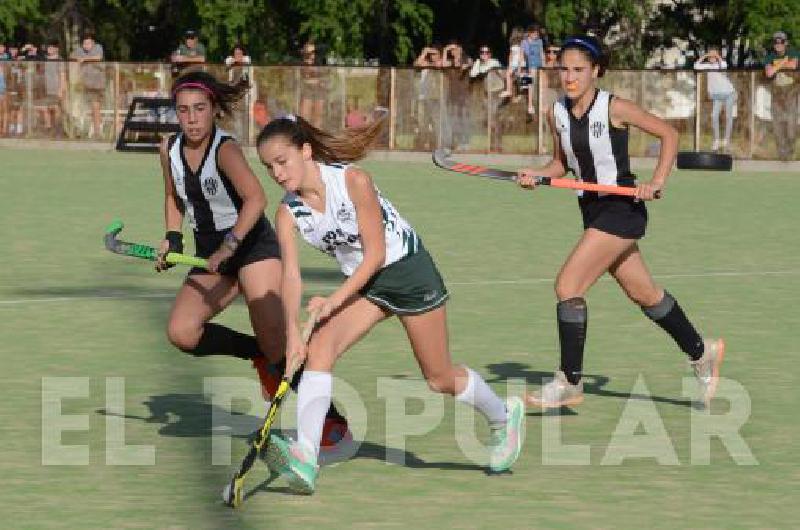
[590,121,605,139]
[203,177,218,196]
[336,203,352,222]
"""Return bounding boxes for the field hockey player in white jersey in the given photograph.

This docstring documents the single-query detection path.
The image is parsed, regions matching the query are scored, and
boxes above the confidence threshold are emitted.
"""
[516,36,725,410]
[255,114,525,494]
[156,71,350,448]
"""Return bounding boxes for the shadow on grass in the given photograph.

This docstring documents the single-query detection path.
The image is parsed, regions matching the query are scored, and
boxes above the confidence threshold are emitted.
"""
[98,392,487,477]
[484,361,693,409]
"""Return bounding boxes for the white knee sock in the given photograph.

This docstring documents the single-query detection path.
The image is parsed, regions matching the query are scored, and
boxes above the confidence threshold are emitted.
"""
[296,370,332,459]
[455,367,507,429]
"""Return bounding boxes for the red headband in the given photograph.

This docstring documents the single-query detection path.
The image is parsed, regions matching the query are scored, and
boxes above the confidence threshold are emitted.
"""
[172,81,214,99]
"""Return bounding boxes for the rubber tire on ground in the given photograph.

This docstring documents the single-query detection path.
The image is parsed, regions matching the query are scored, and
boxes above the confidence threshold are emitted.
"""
[676,151,733,171]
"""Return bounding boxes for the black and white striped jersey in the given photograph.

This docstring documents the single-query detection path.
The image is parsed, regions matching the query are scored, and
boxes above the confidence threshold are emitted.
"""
[553,89,634,197]
[168,127,242,232]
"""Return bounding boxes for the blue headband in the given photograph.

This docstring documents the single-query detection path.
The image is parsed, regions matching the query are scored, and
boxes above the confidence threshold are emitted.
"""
[562,37,601,59]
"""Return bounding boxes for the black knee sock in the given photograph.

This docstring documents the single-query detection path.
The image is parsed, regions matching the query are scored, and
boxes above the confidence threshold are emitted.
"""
[187,323,262,360]
[557,297,588,385]
[642,291,704,361]
[189,324,346,422]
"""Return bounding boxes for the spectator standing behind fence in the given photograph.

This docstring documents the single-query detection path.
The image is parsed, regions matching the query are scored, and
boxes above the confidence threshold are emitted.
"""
[21,43,41,61]
[225,44,252,140]
[171,30,206,76]
[414,44,443,150]
[298,41,327,129]
[441,41,472,150]
[499,27,525,101]
[522,24,545,117]
[6,45,24,136]
[225,43,251,81]
[70,31,105,139]
[470,45,504,150]
[694,45,736,152]
[39,41,66,137]
[0,44,8,137]
[764,31,799,161]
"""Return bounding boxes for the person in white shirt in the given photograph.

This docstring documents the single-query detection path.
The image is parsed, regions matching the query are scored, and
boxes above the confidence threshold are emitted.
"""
[694,46,736,152]
[254,114,525,493]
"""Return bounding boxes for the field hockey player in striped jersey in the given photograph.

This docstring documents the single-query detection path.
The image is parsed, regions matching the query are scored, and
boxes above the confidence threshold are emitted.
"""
[255,114,525,493]
[156,71,350,448]
[515,36,725,409]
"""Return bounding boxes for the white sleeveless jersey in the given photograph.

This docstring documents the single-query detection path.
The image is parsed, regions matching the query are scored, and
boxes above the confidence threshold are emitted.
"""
[553,89,633,197]
[282,162,420,276]
[168,127,241,232]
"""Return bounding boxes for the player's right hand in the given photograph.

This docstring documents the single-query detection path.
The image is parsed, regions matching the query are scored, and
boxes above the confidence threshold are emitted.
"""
[517,168,539,189]
[155,239,172,272]
[155,231,183,272]
[284,332,308,376]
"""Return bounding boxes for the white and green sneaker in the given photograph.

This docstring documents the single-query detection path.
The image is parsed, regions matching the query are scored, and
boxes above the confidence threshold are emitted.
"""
[488,396,525,472]
[690,338,726,407]
[264,434,318,494]
[525,370,584,409]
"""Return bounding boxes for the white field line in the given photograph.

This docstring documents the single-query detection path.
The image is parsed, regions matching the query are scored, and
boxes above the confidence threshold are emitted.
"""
[0,269,797,306]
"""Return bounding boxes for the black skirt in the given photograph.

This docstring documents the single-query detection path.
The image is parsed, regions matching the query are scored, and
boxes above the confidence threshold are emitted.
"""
[189,216,281,276]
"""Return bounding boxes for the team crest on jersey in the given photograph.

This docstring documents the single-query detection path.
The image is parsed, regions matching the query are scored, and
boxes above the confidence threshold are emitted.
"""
[590,121,605,138]
[336,203,352,222]
[203,177,218,196]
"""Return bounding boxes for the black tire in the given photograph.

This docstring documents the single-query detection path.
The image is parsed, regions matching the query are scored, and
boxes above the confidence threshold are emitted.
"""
[676,151,733,171]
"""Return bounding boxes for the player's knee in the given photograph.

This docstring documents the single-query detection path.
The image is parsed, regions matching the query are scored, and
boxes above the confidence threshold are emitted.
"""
[555,276,582,301]
[166,322,201,353]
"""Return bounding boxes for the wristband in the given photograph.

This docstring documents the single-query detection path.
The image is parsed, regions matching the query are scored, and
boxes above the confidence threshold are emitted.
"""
[165,231,184,254]
[223,231,241,252]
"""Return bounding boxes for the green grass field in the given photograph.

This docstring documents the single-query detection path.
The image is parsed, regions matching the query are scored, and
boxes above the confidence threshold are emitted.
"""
[2,148,798,529]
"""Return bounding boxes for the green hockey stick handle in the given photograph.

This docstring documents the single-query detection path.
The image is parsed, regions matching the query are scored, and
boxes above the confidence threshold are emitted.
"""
[164,252,209,268]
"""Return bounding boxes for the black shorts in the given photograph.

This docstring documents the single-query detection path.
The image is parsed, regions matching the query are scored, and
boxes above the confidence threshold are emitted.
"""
[578,195,648,239]
[188,217,281,277]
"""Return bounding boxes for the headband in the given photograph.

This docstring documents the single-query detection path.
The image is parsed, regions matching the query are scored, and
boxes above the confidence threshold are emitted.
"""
[172,81,214,99]
[562,37,601,59]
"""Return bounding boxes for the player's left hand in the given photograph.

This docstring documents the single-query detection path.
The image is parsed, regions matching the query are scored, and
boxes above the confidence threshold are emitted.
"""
[307,296,340,321]
[635,181,663,201]
[207,245,235,273]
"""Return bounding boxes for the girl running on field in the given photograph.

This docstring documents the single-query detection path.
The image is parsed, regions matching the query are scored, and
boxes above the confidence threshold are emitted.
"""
[256,114,524,494]
[156,71,348,447]
[516,36,725,409]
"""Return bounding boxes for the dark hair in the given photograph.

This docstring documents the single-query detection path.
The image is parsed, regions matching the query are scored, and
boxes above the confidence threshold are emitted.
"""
[82,30,95,41]
[232,43,246,54]
[171,70,250,117]
[559,35,608,77]
[256,114,387,164]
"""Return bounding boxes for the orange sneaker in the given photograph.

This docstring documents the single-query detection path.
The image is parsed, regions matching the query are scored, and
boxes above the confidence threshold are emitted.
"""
[320,416,353,452]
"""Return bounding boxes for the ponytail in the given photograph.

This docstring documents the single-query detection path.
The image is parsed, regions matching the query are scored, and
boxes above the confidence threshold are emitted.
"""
[256,113,386,164]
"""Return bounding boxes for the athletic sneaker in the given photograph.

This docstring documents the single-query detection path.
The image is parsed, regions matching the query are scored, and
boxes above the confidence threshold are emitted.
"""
[690,338,726,407]
[264,434,318,494]
[525,370,584,409]
[488,396,525,472]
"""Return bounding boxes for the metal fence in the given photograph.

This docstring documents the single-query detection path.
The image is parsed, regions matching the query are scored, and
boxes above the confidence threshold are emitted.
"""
[1,60,798,160]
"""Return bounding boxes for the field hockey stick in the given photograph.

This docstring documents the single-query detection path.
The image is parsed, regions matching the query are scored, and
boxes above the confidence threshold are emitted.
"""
[222,310,320,508]
[432,149,661,198]
[104,220,208,268]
